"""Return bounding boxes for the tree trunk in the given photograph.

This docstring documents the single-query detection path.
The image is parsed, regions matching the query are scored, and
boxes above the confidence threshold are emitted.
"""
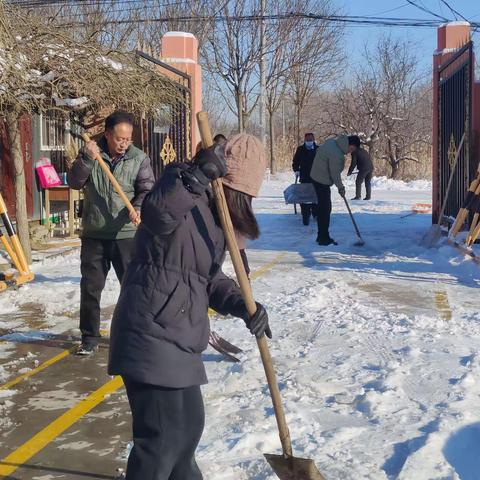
[295,103,301,145]
[269,109,275,174]
[390,160,399,179]
[5,110,32,264]
[236,90,244,133]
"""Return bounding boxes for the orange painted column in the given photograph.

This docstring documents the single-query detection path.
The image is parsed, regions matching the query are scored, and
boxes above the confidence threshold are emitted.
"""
[432,22,471,223]
[161,32,202,156]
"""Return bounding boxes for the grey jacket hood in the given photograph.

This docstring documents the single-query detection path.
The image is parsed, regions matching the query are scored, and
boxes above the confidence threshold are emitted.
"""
[335,134,349,154]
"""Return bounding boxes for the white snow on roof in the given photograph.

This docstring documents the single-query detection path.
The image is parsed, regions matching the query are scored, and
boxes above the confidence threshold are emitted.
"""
[96,56,124,71]
[53,96,89,108]
[438,21,470,28]
[433,46,465,55]
[163,31,195,39]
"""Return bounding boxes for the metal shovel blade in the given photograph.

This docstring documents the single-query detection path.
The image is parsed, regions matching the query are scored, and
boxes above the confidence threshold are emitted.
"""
[264,453,326,480]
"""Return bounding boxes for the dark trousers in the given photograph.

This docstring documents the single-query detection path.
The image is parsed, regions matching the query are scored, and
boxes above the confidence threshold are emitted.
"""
[356,170,373,199]
[80,237,134,345]
[300,203,318,224]
[313,182,332,241]
[124,379,205,480]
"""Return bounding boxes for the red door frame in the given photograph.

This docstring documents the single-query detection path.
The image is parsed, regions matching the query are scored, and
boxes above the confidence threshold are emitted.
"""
[0,115,34,219]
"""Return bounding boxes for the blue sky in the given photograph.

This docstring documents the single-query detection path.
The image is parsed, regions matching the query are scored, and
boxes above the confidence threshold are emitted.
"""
[335,0,480,73]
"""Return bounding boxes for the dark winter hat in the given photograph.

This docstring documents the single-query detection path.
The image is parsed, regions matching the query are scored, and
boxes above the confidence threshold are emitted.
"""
[223,133,266,197]
[348,135,361,148]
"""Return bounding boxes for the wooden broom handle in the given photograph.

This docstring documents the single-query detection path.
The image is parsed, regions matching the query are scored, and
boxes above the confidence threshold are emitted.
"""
[197,111,293,457]
[81,133,140,224]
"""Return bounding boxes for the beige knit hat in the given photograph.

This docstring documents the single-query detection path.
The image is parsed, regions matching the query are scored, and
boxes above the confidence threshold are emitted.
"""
[222,133,266,197]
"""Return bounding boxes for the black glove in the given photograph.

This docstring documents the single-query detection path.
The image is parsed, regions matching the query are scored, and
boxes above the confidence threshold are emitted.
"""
[194,144,227,180]
[180,166,210,195]
[246,302,272,339]
[338,186,346,197]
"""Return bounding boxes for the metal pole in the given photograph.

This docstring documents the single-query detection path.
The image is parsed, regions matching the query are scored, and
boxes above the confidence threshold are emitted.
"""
[259,0,266,146]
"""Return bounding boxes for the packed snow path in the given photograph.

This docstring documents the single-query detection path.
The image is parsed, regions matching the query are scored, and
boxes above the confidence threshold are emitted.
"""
[0,176,479,480]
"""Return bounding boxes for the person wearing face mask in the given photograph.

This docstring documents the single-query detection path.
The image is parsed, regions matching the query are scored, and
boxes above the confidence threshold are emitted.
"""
[292,133,318,225]
[67,110,154,355]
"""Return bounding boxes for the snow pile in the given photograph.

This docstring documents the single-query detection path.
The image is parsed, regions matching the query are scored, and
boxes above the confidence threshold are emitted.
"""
[369,176,431,191]
[270,171,431,193]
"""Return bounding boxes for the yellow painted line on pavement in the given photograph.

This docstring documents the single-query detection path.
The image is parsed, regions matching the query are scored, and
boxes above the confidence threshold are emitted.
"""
[208,252,285,316]
[0,376,124,477]
[0,329,109,391]
[435,290,452,321]
[0,348,75,391]
[0,253,285,390]
[250,253,285,280]
[0,252,286,476]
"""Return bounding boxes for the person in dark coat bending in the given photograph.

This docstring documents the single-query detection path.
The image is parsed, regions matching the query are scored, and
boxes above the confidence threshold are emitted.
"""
[108,133,270,480]
[347,135,374,200]
[292,132,318,225]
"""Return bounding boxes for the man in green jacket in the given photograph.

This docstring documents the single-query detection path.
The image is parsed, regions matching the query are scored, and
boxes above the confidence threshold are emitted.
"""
[310,134,357,245]
[67,111,154,355]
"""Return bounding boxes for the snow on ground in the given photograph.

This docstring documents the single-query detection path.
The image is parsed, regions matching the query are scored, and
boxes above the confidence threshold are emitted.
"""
[1,174,480,479]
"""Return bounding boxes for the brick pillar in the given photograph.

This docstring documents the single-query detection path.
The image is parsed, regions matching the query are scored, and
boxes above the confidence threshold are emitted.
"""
[161,32,202,157]
[432,22,471,222]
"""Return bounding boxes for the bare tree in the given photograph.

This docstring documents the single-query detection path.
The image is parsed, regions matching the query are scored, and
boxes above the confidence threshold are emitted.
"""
[202,0,263,132]
[264,3,300,172]
[376,37,430,178]
[325,73,383,160]
[287,0,343,144]
[0,3,182,261]
[325,36,431,179]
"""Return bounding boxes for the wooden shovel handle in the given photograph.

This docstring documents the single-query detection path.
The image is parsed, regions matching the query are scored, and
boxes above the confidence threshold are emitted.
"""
[451,177,480,237]
[0,193,30,274]
[81,133,140,224]
[470,219,480,245]
[197,111,293,457]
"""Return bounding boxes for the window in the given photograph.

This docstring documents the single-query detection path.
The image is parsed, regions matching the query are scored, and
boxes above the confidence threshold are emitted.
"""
[40,111,70,151]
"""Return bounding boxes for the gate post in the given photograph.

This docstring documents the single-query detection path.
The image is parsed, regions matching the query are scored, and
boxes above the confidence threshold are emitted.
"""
[161,32,202,156]
[432,22,471,223]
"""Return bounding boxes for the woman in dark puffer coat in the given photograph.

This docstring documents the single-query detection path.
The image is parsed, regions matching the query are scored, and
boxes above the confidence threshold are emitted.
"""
[108,134,270,480]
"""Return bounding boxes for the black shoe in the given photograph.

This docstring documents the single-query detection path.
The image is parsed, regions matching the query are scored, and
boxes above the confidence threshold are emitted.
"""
[75,343,98,356]
[316,237,338,246]
[302,212,310,225]
[363,196,371,200]
[351,197,361,201]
